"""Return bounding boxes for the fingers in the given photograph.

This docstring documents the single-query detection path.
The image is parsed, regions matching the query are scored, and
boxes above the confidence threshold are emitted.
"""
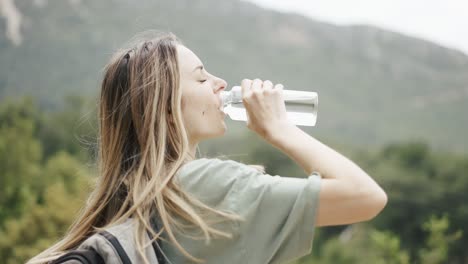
[263,80,273,91]
[251,79,263,92]
[274,83,284,96]
[241,78,281,98]
[241,79,252,98]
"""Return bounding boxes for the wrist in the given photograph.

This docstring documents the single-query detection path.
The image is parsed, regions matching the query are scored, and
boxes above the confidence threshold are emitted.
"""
[265,122,299,146]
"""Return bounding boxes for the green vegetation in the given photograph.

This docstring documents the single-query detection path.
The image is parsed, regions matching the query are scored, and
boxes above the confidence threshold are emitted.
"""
[0,98,93,263]
[0,96,466,263]
[1,1,467,263]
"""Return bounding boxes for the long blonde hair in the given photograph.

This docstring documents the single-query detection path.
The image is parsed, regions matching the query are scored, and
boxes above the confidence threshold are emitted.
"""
[29,32,242,264]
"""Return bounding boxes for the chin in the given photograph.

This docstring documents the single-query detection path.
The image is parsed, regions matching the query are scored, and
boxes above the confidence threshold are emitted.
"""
[207,124,227,139]
[213,127,227,138]
[196,119,227,141]
[220,121,227,132]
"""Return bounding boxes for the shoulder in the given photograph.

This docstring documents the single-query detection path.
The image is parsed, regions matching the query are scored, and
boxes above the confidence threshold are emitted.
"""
[179,158,254,173]
[175,158,259,204]
[177,158,257,183]
[78,219,158,263]
[78,231,122,263]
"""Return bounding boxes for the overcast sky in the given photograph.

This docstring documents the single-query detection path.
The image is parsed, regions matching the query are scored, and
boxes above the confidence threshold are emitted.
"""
[244,0,468,55]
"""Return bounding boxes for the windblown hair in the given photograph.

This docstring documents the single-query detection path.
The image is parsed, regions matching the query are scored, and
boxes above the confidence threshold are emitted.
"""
[28,32,244,264]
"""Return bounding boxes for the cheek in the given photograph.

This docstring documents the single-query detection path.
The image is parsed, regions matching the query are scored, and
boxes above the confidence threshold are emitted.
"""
[181,95,207,122]
[182,91,209,113]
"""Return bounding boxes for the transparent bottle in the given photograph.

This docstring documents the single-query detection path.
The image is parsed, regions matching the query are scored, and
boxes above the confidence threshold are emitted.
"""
[221,86,318,127]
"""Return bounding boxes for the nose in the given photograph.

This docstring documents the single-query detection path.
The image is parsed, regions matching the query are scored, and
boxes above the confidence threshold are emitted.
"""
[214,77,227,93]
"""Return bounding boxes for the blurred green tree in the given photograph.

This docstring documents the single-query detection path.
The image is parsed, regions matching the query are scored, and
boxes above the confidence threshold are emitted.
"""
[0,97,93,263]
[418,214,462,264]
[0,178,90,264]
[0,97,42,225]
[357,141,468,262]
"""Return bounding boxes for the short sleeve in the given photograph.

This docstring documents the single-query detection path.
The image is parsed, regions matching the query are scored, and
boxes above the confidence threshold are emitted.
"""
[176,158,321,264]
[176,158,247,211]
[231,162,321,264]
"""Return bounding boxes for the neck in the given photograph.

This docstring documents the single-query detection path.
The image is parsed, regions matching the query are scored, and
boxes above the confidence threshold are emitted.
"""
[189,141,198,160]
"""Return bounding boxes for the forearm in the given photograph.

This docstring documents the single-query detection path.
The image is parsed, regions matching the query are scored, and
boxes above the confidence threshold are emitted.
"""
[267,125,377,185]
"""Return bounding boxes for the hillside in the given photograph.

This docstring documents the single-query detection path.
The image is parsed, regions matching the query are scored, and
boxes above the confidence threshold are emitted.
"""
[1,0,467,153]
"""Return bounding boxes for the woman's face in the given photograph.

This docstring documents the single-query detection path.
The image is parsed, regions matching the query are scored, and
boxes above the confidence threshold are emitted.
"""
[177,45,227,145]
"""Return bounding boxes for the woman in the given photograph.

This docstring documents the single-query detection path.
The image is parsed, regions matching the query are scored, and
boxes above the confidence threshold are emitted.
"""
[30,32,387,264]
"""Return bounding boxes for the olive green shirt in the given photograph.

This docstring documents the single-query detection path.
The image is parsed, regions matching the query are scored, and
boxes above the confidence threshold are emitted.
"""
[164,158,321,264]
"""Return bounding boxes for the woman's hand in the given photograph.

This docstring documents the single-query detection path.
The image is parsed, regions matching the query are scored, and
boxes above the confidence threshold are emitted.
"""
[240,78,294,140]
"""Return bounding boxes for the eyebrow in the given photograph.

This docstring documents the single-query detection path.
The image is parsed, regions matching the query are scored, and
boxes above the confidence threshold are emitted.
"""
[192,65,204,72]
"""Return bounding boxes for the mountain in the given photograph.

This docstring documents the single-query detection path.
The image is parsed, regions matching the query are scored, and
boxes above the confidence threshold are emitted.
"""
[1,0,467,153]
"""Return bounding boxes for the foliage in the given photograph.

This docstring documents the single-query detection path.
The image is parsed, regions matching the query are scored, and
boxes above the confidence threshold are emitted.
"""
[418,214,463,264]
[294,214,460,264]
[0,98,42,225]
[0,98,92,263]
[0,96,467,263]
[361,141,468,262]
[0,180,90,264]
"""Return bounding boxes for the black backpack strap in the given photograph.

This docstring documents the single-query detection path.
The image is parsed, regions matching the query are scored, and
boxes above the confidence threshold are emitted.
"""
[150,215,167,264]
[98,231,132,264]
[148,231,166,264]
[51,249,104,264]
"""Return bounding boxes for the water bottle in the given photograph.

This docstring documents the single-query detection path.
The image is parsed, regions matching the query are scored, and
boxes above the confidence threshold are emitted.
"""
[221,86,318,127]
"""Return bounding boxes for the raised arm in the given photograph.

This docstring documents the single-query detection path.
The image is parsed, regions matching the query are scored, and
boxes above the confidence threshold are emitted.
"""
[240,78,387,227]
[266,125,387,226]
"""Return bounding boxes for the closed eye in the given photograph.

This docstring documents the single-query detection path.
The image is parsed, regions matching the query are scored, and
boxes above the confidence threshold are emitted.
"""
[199,79,207,83]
